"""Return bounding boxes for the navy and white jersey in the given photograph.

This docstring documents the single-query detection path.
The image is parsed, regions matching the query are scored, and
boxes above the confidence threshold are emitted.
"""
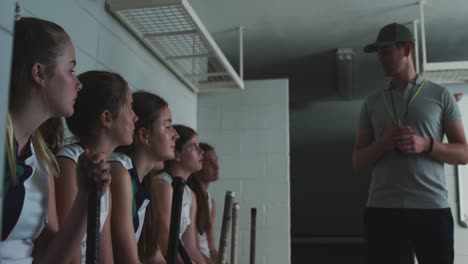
[0,140,49,264]
[56,144,110,263]
[108,152,149,241]
[156,171,192,237]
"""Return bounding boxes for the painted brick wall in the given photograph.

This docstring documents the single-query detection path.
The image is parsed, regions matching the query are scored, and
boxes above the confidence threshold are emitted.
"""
[198,79,291,264]
[445,85,468,264]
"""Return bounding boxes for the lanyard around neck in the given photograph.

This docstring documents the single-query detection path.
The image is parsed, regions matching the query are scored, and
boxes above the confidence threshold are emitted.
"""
[383,80,426,126]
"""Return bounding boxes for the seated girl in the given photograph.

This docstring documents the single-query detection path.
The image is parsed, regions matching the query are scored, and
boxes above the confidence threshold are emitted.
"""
[187,143,220,262]
[153,125,212,264]
[56,70,138,263]
[109,91,179,264]
[1,17,109,264]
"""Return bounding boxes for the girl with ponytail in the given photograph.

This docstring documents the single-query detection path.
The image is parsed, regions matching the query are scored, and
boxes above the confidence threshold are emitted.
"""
[153,125,212,264]
[1,17,110,263]
[186,143,220,262]
[56,70,138,263]
[109,91,178,263]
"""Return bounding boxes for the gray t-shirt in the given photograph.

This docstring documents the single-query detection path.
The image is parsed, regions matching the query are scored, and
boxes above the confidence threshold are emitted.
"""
[359,76,461,209]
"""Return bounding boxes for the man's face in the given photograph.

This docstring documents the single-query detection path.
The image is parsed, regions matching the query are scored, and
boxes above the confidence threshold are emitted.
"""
[377,44,407,77]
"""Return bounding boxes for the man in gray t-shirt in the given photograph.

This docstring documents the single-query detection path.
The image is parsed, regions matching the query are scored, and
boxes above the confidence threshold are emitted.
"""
[353,23,468,264]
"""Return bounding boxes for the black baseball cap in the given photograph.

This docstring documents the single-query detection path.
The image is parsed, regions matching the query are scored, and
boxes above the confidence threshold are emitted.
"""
[364,23,414,53]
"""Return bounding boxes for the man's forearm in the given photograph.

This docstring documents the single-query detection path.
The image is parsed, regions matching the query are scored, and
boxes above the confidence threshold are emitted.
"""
[430,141,468,165]
[353,139,387,171]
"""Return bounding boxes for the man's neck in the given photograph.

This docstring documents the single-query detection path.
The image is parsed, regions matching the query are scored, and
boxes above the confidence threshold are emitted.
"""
[392,69,417,94]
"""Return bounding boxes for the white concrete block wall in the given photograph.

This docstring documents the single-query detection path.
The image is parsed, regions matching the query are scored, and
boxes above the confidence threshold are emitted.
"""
[198,79,291,264]
[446,87,468,264]
[0,0,15,231]
[18,0,197,127]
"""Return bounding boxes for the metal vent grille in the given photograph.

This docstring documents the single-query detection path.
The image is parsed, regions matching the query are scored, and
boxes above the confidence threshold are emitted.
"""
[106,0,244,92]
[422,70,468,84]
[416,1,468,85]
[421,62,468,84]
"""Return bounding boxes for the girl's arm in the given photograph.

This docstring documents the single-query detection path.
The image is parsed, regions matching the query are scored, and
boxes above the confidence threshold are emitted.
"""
[48,172,59,233]
[55,157,83,264]
[144,249,167,264]
[207,199,218,261]
[181,191,209,264]
[35,152,110,264]
[100,188,114,264]
[153,178,173,257]
[32,173,59,261]
[153,178,185,263]
[110,163,141,264]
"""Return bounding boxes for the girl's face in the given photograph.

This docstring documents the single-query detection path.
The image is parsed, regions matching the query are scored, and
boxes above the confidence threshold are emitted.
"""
[177,135,204,174]
[44,40,82,117]
[149,106,179,161]
[112,89,138,146]
[199,149,219,182]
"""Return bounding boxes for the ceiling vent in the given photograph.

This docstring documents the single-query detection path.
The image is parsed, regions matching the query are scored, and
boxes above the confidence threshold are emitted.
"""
[106,0,244,93]
[416,1,468,84]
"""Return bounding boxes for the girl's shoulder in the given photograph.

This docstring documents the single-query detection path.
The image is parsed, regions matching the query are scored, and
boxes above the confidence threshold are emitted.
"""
[108,152,133,170]
[56,144,84,163]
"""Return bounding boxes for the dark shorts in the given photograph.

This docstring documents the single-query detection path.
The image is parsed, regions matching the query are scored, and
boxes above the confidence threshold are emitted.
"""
[364,207,454,264]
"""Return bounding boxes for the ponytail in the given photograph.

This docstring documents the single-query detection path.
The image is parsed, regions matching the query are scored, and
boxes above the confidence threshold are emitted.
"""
[186,175,211,234]
[31,129,59,177]
[6,114,59,186]
[6,115,17,184]
[138,174,161,259]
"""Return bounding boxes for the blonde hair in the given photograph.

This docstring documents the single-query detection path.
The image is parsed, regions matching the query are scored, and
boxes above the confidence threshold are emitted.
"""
[39,117,64,154]
[6,115,60,184]
[31,127,60,177]
[6,17,68,184]
[6,115,16,183]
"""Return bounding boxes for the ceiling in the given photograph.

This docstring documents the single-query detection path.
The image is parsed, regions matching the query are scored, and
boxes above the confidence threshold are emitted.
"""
[189,0,468,79]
